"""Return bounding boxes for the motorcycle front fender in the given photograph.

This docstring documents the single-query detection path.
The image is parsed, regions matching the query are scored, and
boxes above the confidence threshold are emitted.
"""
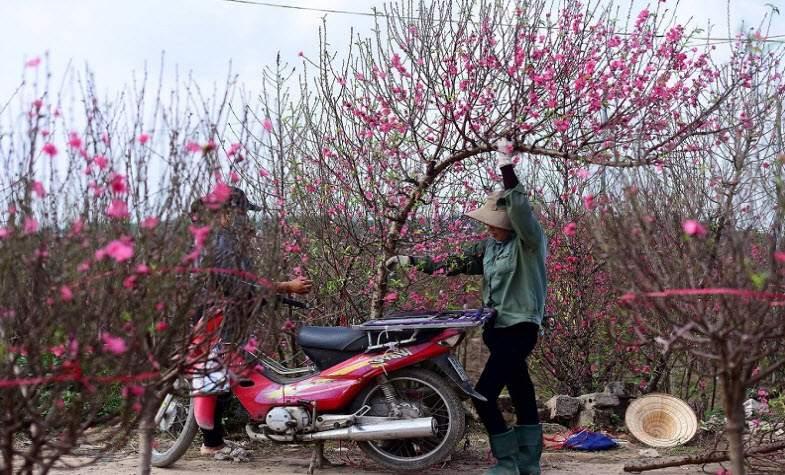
[432,353,487,402]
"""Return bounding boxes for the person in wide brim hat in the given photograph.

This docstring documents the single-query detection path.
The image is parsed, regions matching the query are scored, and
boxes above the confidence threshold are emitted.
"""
[386,139,548,474]
[189,185,313,457]
[465,190,513,234]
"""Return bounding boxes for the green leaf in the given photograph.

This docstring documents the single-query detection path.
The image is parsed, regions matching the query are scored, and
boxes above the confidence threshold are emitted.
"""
[750,272,768,291]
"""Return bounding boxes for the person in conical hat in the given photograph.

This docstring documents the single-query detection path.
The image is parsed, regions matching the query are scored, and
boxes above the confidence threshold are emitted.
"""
[386,139,547,474]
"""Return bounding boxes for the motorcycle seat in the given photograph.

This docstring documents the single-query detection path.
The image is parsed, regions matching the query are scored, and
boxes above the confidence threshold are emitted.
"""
[296,326,368,352]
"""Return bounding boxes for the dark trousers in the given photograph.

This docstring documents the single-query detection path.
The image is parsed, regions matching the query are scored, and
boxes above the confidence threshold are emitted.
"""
[473,322,539,435]
[201,394,229,447]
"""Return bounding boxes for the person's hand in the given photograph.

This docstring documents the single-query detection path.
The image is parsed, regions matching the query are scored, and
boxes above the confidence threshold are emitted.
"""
[495,138,514,168]
[385,255,412,271]
[284,276,312,294]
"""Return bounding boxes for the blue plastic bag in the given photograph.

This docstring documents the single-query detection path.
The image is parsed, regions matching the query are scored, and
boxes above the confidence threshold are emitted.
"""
[562,430,618,451]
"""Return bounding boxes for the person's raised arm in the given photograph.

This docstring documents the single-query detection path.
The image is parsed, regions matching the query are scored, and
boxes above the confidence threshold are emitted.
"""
[495,139,543,247]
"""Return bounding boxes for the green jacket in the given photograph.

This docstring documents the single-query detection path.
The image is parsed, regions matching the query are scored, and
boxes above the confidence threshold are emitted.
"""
[414,185,547,327]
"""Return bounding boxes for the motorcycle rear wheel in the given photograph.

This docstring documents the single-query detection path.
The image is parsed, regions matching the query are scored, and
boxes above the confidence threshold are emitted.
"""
[350,367,466,471]
[150,384,198,467]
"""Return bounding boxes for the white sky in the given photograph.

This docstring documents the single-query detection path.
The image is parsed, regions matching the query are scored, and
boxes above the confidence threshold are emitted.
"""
[1,0,783,107]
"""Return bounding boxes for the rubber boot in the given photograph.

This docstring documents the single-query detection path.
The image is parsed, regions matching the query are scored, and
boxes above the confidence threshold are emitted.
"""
[485,429,520,475]
[514,424,543,475]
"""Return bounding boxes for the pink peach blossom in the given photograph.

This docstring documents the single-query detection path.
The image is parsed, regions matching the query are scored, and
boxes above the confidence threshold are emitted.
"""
[123,275,137,289]
[205,182,231,208]
[262,118,273,132]
[243,336,258,353]
[141,216,159,229]
[138,133,150,144]
[185,141,201,153]
[189,225,211,248]
[682,219,707,238]
[42,143,58,157]
[70,218,84,236]
[227,143,242,156]
[67,132,82,149]
[51,344,66,358]
[93,155,109,170]
[106,200,129,219]
[101,333,128,354]
[23,217,39,234]
[109,173,128,194]
[562,222,577,236]
[122,385,144,398]
[553,118,570,132]
[582,195,595,210]
[31,181,46,198]
[25,57,41,68]
[97,239,134,263]
[60,285,74,302]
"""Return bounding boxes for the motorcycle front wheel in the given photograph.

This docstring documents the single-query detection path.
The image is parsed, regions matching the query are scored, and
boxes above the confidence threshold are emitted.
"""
[350,367,466,471]
[150,382,198,467]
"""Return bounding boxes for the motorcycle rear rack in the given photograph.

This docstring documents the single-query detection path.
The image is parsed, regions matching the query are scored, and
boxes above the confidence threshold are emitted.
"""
[352,308,494,332]
[353,308,494,351]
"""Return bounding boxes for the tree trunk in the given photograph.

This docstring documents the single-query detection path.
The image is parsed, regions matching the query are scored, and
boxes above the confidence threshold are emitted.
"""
[370,259,389,319]
[722,375,747,475]
[137,405,156,475]
[2,433,13,474]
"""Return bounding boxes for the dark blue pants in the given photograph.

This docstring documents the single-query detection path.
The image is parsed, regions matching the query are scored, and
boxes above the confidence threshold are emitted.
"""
[473,322,539,435]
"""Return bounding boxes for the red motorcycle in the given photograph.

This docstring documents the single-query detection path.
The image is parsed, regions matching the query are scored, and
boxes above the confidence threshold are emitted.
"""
[150,303,493,471]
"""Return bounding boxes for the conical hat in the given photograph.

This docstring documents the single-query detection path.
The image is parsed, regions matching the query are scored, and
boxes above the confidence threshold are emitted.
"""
[465,191,512,230]
[625,393,698,447]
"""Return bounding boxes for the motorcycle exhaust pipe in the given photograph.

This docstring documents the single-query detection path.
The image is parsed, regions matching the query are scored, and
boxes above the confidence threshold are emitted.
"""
[246,417,436,442]
[303,417,436,442]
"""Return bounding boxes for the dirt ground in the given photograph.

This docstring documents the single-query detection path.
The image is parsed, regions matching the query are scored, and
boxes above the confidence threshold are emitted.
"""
[51,430,725,475]
[48,335,728,474]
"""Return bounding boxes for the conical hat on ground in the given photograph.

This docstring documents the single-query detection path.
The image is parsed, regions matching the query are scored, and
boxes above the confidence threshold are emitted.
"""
[625,393,698,448]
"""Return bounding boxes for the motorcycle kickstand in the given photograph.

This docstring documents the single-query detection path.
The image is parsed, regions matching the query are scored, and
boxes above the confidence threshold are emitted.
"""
[308,441,344,475]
